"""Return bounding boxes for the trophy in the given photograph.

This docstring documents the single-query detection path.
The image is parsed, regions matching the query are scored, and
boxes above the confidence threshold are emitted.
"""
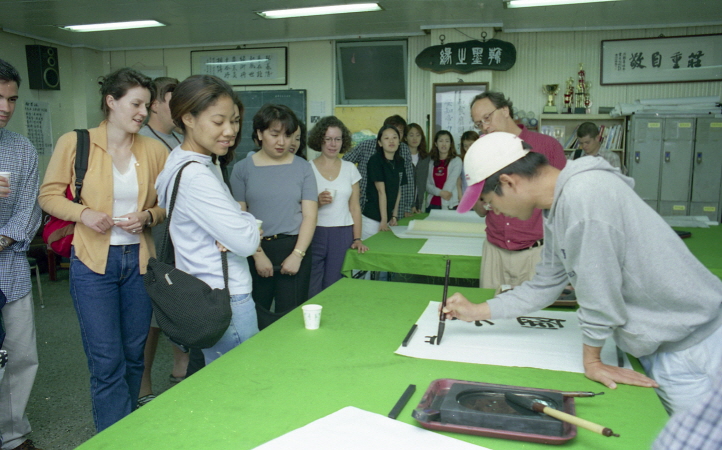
[563,77,574,114]
[574,63,587,114]
[542,84,560,114]
[584,81,592,114]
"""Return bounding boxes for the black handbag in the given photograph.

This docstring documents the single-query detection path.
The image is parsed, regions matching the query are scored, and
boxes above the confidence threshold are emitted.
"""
[144,161,232,349]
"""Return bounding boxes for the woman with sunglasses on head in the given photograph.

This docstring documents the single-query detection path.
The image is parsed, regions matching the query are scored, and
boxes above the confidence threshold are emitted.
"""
[154,75,260,365]
[307,116,367,297]
[230,104,317,328]
[39,68,167,431]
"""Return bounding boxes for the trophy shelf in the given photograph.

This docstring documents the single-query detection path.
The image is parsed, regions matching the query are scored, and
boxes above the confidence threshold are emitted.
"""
[539,114,627,161]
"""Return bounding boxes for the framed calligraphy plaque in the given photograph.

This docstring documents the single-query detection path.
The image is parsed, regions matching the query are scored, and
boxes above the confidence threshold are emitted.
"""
[601,34,722,85]
[191,47,287,86]
[432,83,488,138]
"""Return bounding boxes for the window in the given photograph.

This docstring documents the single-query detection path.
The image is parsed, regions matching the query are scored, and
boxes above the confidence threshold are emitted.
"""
[336,40,407,105]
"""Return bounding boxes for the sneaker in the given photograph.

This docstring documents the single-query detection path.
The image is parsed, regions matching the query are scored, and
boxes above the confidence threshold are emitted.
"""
[136,394,156,409]
[11,440,43,450]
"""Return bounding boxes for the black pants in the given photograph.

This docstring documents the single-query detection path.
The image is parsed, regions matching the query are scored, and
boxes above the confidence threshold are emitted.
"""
[248,235,312,328]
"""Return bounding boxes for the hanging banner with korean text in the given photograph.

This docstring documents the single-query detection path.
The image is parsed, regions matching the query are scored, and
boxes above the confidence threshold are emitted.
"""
[601,34,722,85]
[415,39,516,73]
[191,47,287,86]
[24,100,53,155]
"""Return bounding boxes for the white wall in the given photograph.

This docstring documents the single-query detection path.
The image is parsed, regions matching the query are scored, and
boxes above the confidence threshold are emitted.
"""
[4,25,721,179]
[0,30,107,177]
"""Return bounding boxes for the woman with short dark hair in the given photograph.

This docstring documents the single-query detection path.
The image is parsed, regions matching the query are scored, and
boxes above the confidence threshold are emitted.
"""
[230,104,317,327]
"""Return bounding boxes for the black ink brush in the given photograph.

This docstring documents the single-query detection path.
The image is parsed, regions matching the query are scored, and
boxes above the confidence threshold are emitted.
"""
[437,259,451,345]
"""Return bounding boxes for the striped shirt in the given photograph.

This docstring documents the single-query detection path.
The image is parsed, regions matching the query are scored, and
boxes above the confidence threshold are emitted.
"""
[0,128,42,302]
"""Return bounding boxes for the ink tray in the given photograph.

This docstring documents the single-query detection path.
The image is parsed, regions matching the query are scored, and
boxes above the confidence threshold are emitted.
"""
[412,379,577,445]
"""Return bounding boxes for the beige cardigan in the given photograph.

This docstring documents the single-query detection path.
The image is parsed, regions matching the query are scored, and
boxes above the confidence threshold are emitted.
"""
[39,121,168,274]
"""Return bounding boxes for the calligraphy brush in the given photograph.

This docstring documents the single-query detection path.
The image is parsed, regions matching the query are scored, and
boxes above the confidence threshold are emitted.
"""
[505,392,619,437]
[437,259,451,345]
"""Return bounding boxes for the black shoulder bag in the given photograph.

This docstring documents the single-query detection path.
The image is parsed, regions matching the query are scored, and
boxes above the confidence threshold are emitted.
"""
[143,161,232,349]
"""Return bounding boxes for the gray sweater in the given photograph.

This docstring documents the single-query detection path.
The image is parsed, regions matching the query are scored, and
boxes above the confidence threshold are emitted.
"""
[488,157,722,358]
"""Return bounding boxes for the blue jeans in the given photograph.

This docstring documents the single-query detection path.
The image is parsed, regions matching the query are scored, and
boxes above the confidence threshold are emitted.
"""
[201,293,259,365]
[70,245,152,432]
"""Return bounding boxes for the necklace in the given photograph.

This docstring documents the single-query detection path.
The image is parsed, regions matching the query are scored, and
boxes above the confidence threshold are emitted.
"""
[147,125,181,151]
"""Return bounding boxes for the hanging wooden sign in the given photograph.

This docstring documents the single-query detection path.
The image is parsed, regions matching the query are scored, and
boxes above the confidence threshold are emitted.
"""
[415,39,516,73]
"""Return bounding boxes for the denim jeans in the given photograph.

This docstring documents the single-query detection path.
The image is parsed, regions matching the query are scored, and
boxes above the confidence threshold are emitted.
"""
[201,293,259,365]
[70,245,152,432]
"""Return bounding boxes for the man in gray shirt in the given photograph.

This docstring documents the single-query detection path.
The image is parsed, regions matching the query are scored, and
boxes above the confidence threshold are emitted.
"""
[138,77,182,151]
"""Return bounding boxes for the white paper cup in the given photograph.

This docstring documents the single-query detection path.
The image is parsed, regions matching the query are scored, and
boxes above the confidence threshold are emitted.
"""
[325,188,337,201]
[302,304,323,330]
[0,172,10,189]
[256,219,263,231]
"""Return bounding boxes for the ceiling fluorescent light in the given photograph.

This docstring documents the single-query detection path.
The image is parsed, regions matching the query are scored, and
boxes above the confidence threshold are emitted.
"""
[59,20,165,32]
[504,0,622,8]
[257,3,382,19]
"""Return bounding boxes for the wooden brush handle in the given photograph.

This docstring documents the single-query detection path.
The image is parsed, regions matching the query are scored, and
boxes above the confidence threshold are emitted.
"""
[534,404,617,437]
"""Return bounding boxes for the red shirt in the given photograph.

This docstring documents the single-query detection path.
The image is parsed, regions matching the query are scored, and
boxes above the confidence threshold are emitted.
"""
[485,125,566,250]
[430,159,448,206]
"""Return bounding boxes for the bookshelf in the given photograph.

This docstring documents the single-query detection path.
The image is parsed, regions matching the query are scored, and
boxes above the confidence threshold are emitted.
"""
[539,114,627,163]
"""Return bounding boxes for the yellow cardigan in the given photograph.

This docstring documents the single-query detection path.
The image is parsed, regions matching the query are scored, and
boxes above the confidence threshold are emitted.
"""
[39,121,168,275]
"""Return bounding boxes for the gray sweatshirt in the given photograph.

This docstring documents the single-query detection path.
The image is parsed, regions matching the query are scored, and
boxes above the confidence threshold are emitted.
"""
[488,157,722,358]
[155,147,260,295]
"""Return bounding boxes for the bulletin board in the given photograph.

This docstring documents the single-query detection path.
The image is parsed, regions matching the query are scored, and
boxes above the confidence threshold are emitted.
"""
[432,83,488,139]
[230,89,306,170]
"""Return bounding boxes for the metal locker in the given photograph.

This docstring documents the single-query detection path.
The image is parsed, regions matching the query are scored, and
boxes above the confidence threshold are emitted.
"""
[691,117,722,221]
[627,117,663,212]
[658,117,695,216]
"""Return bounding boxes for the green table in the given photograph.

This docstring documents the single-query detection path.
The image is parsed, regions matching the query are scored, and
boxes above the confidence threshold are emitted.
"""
[676,225,722,278]
[342,214,482,279]
[77,279,668,449]
[341,215,722,281]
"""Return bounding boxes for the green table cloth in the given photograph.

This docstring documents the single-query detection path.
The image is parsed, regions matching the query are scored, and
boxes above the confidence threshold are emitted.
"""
[341,214,482,279]
[341,215,722,280]
[77,279,668,450]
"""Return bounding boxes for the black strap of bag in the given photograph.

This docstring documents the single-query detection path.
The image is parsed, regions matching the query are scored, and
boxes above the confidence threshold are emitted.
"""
[72,129,90,204]
[160,161,229,287]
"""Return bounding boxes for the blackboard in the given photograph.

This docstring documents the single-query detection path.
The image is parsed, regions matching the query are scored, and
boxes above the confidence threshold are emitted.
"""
[231,89,306,170]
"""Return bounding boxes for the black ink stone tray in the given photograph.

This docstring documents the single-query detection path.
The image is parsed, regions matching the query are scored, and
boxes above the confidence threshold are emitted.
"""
[412,379,577,444]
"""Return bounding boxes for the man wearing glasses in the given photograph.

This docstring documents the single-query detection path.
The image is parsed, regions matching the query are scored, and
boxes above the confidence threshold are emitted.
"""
[469,91,566,289]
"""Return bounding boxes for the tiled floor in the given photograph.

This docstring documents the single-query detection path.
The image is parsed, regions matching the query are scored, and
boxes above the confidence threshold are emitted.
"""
[22,271,179,450]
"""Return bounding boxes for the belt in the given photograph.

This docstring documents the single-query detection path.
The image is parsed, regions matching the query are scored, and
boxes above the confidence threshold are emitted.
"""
[262,233,295,241]
[512,239,544,251]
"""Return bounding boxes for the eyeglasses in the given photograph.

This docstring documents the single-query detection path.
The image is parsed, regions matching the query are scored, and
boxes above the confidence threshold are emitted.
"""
[324,137,343,144]
[474,108,500,129]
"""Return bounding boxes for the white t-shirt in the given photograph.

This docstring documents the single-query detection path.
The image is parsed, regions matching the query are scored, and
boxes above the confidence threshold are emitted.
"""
[110,154,140,245]
[311,160,361,227]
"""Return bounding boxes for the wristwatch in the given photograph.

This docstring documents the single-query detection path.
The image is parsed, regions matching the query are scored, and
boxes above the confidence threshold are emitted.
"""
[0,236,10,250]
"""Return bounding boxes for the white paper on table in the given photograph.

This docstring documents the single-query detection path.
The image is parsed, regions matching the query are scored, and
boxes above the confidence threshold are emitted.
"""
[419,236,484,257]
[396,302,631,374]
[252,406,492,450]
[428,209,486,223]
